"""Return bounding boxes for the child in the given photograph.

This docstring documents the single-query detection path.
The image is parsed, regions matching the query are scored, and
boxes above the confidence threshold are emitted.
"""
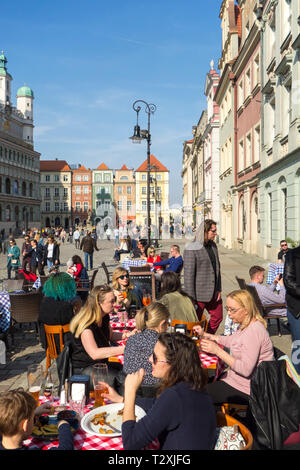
[0,388,74,450]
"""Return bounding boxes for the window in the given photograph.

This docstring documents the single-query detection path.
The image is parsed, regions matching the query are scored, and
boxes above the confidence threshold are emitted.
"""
[64,202,68,212]
[150,200,154,212]
[75,202,81,211]
[83,175,89,181]
[55,175,59,182]
[127,201,132,212]
[13,180,19,195]
[120,176,128,181]
[75,186,81,194]
[246,133,252,167]
[239,140,244,171]
[245,69,251,98]
[75,175,81,182]
[83,202,89,211]
[54,188,59,197]
[117,201,122,211]
[55,202,60,212]
[95,174,101,182]
[142,186,147,195]
[45,188,50,198]
[254,54,260,88]
[142,174,147,181]
[127,186,132,195]
[63,188,68,197]
[45,202,50,212]
[63,175,68,182]
[118,186,122,194]
[142,200,147,211]
[238,80,244,107]
[104,201,110,210]
[254,125,260,162]
[45,175,50,182]
[83,186,89,195]
[104,173,111,182]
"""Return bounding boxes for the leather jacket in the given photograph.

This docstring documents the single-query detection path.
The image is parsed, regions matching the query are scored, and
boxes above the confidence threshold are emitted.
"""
[283,246,300,319]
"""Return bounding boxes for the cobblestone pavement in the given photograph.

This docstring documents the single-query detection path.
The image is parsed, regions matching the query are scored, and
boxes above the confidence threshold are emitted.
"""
[0,237,292,392]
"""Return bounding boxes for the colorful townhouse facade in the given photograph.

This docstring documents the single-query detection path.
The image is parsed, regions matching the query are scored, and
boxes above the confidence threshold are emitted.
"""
[113,164,136,227]
[71,164,92,226]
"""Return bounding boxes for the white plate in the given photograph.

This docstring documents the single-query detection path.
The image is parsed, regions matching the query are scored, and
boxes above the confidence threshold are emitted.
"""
[80,403,146,438]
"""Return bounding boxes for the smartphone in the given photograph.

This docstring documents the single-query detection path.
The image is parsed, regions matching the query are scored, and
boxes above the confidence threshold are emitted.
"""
[278,274,283,280]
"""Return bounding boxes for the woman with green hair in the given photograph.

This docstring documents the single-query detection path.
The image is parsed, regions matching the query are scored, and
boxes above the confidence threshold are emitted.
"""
[38,272,82,350]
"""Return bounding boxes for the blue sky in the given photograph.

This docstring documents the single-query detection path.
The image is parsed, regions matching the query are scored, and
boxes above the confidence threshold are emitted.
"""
[2,0,222,205]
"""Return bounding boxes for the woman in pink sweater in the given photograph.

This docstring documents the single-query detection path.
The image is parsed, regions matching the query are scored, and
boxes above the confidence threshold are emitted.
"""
[193,289,274,405]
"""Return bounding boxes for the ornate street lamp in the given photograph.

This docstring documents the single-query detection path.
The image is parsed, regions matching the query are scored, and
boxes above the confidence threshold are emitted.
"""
[129,100,156,246]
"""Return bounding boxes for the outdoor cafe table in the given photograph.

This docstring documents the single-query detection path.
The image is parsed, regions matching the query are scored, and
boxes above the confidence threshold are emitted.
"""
[121,258,149,271]
[24,396,159,451]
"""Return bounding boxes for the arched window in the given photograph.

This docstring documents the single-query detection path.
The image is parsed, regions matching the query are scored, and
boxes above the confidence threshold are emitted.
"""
[13,180,19,195]
[278,176,287,240]
[22,182,26,196]
[29,183,33,197]
[6,205,11,222]
[5,178,11,194]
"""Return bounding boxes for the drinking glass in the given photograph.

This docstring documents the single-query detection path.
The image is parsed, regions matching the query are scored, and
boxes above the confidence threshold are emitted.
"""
[27,364,43,406]
[142,292,151,306]
[69,396,86,419]
[92,364,109,408]
[122,291,127,300]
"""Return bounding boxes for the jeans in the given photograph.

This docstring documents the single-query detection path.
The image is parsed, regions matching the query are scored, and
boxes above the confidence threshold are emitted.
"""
[84,252,93,270]
[47,259,54,270]
[287,309,300,374]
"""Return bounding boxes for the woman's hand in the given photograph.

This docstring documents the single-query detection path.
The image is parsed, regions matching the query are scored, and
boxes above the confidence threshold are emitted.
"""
[124,369,145,393]
[34,402,53,416]
[200,338,221,356]
[122,329,137,340]
[98,381,124,403]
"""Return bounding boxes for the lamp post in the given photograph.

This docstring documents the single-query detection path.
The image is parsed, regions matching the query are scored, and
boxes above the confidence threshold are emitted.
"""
[129,100,156,247]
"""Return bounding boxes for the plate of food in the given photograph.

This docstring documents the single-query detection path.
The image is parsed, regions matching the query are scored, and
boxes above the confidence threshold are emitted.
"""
[80,403,146,438]
[32,411,79,440]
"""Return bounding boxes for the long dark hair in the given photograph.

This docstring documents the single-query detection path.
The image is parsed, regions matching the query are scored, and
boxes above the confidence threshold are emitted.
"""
[72,255,83,266]
[159,271,189,299]
[156,332,207,396]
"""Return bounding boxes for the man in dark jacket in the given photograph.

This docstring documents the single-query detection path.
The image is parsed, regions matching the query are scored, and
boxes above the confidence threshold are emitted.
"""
[24,239,45,275]
[80,230,99,270]
[283,246,300,374]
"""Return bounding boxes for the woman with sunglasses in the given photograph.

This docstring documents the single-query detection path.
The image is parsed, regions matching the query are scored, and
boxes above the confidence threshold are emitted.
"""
[146,246,161,272]
[112,267,140,311]
[100,333,216,450]
[193,289,274,406]
[69,285,124,387]
[7,239,21,279]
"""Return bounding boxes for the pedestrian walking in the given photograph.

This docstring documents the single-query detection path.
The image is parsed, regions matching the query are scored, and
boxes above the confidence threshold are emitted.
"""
[184,219,223,334]
[7,239,21,279]
[114,227,119,247]
[73,228,81,249]
[43,235,60,271]
[80,230,99,270]
[106,227,112,241]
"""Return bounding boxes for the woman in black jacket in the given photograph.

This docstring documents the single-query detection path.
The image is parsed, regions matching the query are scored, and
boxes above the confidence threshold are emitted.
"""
[43,235,60,271]
[283,246,300,374]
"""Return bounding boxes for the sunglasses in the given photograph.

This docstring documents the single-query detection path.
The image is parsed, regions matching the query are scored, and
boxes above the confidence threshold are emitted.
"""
[118,274,129,280]
[210,229,217,233]
[281,244,287,247]
[152,351,168,365]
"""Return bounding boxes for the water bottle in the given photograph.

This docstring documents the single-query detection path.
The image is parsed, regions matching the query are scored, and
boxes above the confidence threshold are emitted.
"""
[0,340,6,365]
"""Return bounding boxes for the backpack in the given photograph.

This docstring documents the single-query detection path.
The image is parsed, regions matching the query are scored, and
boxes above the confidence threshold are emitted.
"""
[80,267,89,288]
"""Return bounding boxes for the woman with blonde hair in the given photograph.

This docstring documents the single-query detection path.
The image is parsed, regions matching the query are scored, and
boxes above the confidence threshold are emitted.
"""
[112,267,140,311]
[120,302,170,394]
[70,284,124,386]
[193,289,274,406]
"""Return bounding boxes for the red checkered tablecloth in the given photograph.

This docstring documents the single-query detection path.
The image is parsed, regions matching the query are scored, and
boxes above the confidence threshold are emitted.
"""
[24,397,159,451]
[110,317,136,329]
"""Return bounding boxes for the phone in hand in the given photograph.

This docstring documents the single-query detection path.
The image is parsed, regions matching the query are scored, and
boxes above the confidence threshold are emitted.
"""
[278,274,283,280]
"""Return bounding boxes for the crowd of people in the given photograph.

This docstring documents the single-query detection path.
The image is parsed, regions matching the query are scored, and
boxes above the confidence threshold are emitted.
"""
[0,220,299,451]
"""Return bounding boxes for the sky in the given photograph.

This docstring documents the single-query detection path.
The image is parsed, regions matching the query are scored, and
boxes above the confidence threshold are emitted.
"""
[1,0,222,205]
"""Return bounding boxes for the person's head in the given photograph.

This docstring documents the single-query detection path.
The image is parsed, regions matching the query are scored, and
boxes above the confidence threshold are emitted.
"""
[34,233,40,242]
[225,289,267,330]
[170,245,180,257]
[70,284,115,338]
[86,230,91,236]
[0,388,36,438]
[150,333,207,396]
[24,235,30,244]
[71,255,83,266]
[112,267,133,290]
[47,235,55,244]
[280,240,288,252]
[204,219,217,242]
[30,239,38,249]
[43,272,77,302]
[147,246,156,257]
[135,301,169,333]
[249,265,265,284]
[160,271,182,296]
[9,239,16,247]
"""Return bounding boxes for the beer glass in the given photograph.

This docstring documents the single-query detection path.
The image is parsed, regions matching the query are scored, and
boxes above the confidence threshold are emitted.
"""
[92,364,108,408]
[27,364,43,406]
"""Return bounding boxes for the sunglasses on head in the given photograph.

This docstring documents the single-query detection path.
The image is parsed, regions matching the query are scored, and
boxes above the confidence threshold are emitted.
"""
[118,274,129,280]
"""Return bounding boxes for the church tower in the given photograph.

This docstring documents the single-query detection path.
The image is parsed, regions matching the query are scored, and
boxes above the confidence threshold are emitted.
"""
[17,85,34,143]
[0,52,13,105]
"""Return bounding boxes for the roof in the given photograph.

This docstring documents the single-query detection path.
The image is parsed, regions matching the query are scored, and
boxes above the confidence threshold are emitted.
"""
[120,164,129,170]
[96,163,109,170]
[74,164,88,171]
[135,154,169,172]
[185,139,194,144]
[40,160,71,172]
[17,86,34,98]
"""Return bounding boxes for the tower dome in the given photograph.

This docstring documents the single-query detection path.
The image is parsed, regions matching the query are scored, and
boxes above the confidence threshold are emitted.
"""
[17,85,34,98]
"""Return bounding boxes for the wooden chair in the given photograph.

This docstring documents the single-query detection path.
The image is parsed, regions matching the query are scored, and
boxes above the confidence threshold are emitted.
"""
[221,403,249,418]
[129,265,151,272]
[44,324,70,376]
[245,284,287,336]
[160,251,169,261]
[101,262,113,284]
[9,292,43,344]
[76,269,98,292]
[216,411,253,450]
[171,315,208,336]
[39,275,49,287]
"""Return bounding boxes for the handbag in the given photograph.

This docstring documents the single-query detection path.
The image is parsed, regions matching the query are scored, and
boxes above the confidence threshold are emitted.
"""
[11,259,17,265]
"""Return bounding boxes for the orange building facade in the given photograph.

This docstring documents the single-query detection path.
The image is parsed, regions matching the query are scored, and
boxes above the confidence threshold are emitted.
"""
[71,164,92,226]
